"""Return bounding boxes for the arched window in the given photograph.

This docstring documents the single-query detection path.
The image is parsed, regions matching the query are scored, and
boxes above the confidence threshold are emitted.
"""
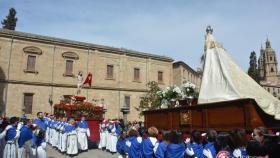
[271,67,274,72]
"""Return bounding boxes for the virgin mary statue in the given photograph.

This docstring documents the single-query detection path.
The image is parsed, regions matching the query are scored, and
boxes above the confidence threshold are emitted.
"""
[198,26,280,120]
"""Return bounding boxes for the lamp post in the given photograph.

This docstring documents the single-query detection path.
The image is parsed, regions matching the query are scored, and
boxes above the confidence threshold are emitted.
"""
[49,95,53,114]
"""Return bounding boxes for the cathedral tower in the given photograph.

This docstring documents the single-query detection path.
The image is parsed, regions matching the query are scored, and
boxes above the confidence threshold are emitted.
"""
[262,39,278,82]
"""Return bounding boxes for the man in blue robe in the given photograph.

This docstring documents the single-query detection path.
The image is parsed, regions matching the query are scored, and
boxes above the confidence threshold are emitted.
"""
[77,116,90,151]
[0,117,21,158]
[18,118,33,158]
[32,112,47,158]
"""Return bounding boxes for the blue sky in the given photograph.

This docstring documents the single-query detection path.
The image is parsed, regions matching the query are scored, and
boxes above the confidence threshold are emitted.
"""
[1,0,279,71]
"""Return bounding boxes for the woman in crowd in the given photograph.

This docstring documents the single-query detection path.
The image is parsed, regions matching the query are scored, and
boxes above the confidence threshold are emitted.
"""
[247,126,268,156]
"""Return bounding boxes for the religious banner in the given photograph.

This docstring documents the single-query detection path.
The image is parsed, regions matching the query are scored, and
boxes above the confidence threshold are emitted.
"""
[83,73,92,86]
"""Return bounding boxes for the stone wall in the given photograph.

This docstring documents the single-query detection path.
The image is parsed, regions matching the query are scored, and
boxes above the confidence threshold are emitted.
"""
[0,29,173,121]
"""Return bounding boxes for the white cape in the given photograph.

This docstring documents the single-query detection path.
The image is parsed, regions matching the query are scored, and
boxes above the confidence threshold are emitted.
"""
[198,30,280,120]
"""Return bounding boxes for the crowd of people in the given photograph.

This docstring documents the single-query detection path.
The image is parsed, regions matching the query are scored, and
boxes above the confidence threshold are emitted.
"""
[98,121,280,158]
[0,112,91,158]
[1,112,280,158]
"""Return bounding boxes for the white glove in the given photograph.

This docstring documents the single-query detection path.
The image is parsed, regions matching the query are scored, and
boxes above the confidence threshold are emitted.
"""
[186,147,194,156]
[5,125,13,131]
[41,142,47,150]
[185,138,191,144]
[87,128,90,137]
[125,140,131,147]
[203,149,213,158]
[17,122,23,130]
[233,149,241,157]
[31,148,36,156]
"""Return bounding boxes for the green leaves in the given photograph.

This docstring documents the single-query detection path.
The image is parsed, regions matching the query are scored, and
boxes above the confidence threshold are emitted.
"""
[1,8,18,30]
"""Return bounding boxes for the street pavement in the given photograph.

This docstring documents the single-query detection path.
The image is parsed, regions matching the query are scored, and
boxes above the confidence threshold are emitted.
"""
[47,145,119,158]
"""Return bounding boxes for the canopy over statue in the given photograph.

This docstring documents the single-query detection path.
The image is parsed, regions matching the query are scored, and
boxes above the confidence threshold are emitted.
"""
[198,26,280,120]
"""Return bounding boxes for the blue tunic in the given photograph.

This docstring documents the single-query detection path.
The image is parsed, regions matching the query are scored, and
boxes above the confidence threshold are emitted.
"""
[18,125,33,147]
[189,143,203,158]
[65,124,76,133]
[5,126,17,141]
[142,137,157,158]
[126,136,142,158]
[33,118,47,130]
[165,143,186,158]
[116,138,126,155]
[155,141,168,158]
[78,121,88,129]
[203,142,216,158]
[115,123,122,136]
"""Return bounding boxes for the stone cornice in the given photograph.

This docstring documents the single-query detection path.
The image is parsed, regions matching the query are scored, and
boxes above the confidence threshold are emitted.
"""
[0,79,148,92]
[0,29,173,62]
[173,61,201,76]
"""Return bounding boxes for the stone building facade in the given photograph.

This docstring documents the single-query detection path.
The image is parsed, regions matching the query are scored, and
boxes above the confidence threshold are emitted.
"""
[258,39,280,99]
[0,29,173,121]
[172,61,202,89]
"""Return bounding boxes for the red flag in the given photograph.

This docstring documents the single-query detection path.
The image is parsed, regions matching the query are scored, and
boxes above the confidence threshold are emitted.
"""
[83,73,92,86]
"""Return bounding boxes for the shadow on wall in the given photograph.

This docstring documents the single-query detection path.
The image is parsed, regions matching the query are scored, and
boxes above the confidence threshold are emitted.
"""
[0,66,6,116]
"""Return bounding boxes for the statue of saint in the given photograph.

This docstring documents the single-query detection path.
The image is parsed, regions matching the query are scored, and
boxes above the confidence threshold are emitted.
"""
[77,71,83,94]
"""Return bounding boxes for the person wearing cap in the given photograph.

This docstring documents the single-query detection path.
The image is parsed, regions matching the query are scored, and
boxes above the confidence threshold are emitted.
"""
[77,116,90,152]
[141,126,159,158]
[0,117,21,158]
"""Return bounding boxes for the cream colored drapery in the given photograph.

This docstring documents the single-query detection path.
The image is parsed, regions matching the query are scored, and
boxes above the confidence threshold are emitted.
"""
[198,27,280,120]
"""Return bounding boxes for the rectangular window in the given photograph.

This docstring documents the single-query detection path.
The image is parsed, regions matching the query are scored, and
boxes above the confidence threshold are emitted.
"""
[107,65,114,79]
[158,71,163,83]
[66,60,73,75]
[27,55,36,71]
[23,93,33,114]
[124,96,130,108]
[134,68,140,81]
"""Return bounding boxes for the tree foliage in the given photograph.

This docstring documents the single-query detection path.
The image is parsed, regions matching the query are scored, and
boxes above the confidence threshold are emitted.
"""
[248,51,260,83]
[1,8,18,30]
[135,81,161,116]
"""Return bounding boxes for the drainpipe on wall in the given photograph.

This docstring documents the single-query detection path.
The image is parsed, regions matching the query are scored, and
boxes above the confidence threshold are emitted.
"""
[86,47,89,99]
[50,42,56,114]
[4,33,14,116]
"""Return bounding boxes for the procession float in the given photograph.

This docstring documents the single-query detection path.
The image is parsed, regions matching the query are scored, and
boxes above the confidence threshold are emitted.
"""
[143,26,280,132]
[53,72,105,142]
